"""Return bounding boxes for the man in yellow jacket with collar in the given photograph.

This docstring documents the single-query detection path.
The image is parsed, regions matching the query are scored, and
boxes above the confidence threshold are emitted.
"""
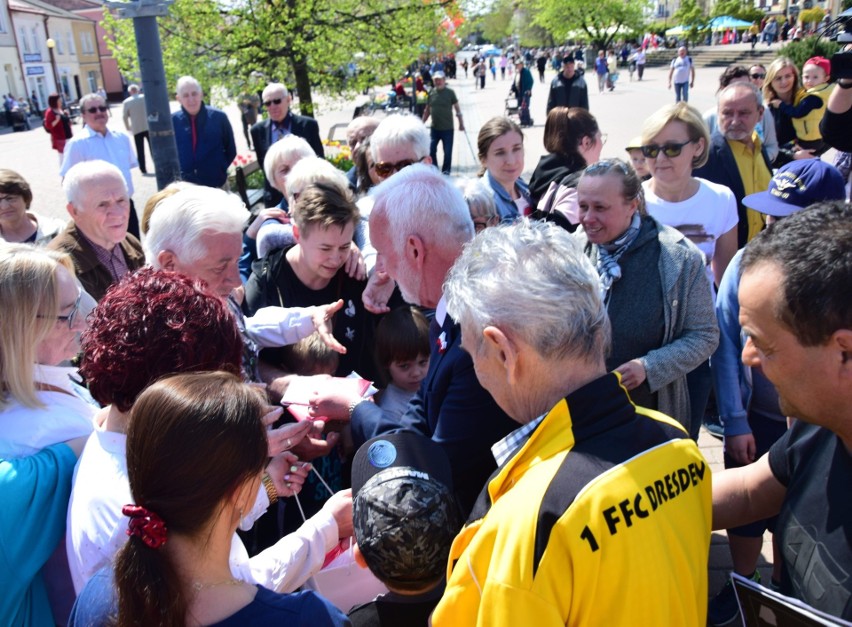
[434,221,712,626]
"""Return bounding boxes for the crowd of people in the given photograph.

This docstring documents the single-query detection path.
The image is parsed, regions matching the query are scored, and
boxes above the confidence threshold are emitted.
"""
[1,41,851,627]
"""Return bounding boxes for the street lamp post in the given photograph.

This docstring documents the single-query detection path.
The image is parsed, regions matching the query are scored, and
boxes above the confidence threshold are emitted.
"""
[45,37,62,106]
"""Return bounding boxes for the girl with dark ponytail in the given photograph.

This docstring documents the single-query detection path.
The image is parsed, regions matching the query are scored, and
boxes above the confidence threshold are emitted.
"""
[70,372,348,626]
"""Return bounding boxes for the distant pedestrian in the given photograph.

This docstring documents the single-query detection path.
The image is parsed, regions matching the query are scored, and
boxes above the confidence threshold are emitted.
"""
[763,17,778,46]
[489,56,497,81]
[461,58,469,78]
[238,92,260,150]
[29,90,41,116]
[594,50,608,93]
[122,85,150,175]
[43,92,73,162]
[171,76,237,190]
[499,54,508,79]
[475,59,486,89]
[422,72,464,175]
[668,47,695,102]
[512,61,534,127]
[546,56,589,114]
[536,54,547,83]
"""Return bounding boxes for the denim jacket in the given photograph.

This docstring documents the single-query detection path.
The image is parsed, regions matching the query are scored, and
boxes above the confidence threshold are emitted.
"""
[484,170,531,223]
[711,250,753,436]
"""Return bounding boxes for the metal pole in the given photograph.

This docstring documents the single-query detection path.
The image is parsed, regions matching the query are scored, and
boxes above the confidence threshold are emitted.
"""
[107,1,180,191]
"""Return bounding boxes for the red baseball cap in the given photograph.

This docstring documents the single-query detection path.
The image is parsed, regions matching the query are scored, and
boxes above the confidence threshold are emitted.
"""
[804,56,831,77]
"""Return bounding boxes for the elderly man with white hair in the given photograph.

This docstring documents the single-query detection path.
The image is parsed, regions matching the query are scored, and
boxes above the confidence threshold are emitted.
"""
[171,75,237,189]
[308,164,516,515]
[48,160,144,301]
[430,220,712,626]
[145,184,345,388]
[251,82,324,206]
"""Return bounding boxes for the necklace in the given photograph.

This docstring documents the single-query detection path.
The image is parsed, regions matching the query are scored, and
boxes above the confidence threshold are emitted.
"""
[192,578,245,592]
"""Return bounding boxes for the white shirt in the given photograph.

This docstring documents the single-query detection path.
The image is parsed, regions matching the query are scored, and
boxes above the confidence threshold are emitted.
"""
[59,126,138,195]
[66,426,338,594]
[643,178,739,289]
[0,365,97,458]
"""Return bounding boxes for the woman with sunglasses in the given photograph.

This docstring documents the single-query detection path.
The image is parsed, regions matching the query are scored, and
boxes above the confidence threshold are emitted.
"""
[763,57,810,166]
[477,116,531,223]
[0,170,66,245]
[640,104,736,442]
[69,372,349,627]
[575,159,718,439]
[0,244,98,625]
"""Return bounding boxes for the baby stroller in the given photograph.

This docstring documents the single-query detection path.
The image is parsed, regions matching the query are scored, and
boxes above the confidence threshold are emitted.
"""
[505,94,520,123]
[11,104,31,132]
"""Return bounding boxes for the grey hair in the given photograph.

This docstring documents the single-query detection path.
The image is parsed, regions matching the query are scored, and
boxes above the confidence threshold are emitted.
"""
[176,75,202,96]
[263,135,316,188]
[63,160,127,208]
[370,114,430,162]
[128,84,140,94]
[445,220,610,362]
[370,164,473,256]
[262,82,288,101]
[454,177,497,222]
[285,157,350,206]
[718,81,763,109]
[145,185,246,266]
[79,92,104,110]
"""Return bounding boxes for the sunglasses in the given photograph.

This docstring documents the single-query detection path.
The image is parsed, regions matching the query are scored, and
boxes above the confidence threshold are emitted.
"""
[85,106,108,114]
[640,140,694,159]
[38,291,82,330]
[263,97,284,107]
[374,158,422,178]
[750,73,766,79]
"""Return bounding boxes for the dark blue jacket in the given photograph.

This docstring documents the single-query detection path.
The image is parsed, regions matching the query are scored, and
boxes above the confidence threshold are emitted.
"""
[351,313,517,516]
[172,104,237,188]
[692,131,771,248]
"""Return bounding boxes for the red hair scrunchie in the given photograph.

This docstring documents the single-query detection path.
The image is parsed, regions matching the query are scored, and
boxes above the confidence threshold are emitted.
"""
[122,504,168,549]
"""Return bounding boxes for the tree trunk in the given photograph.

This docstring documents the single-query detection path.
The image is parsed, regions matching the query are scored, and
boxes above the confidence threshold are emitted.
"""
[291,55,315,118]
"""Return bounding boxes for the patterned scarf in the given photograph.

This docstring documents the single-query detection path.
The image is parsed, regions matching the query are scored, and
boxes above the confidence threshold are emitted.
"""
[595,212,641,300]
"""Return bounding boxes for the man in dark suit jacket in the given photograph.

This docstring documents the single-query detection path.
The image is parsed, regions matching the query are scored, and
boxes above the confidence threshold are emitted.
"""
[309,165,516,515]
[693,82,772,248]
[251,83,324,206]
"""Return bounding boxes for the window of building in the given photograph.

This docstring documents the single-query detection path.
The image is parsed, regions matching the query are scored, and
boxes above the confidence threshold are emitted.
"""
[55,33,64,54]
[87,70,97,93]
[81,32,94,55]
[19,26,30,53]
[67,31,75,54]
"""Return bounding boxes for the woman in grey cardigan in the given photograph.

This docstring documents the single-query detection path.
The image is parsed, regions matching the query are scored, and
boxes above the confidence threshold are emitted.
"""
[574,158,718,438]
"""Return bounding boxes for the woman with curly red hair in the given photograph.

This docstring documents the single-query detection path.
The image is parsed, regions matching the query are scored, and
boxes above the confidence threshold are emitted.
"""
[66,268,351,599]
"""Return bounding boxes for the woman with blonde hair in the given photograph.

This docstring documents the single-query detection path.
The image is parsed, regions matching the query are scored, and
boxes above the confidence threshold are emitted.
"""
[0,244,97,625]
[763,57,810,165]
[0,245,95,457]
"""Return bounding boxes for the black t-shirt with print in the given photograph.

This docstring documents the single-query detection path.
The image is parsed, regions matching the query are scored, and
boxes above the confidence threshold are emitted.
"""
[768,420,852,619]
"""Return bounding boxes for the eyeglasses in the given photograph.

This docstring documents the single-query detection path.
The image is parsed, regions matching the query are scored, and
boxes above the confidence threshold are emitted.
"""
[640,140,695,159]
[750,73,766,79]
[374,157,423,178]
[263,98,284,107]
[599,133,608,146]
[85,106,108,114]
[38,291,82,330]
[0,195,23,205]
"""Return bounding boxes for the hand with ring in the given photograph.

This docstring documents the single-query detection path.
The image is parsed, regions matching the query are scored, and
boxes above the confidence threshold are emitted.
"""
[266,417,314,457]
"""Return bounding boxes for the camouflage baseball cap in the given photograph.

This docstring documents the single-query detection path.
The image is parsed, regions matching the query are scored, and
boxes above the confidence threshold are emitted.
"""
[352,433,461,588]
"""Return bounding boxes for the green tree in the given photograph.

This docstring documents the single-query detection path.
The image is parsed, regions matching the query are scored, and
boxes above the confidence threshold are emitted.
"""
[673,0,710,45]
[104,0,457,117]
[711,0,761,22]
[781,35,839,70]
[530,0,645,50]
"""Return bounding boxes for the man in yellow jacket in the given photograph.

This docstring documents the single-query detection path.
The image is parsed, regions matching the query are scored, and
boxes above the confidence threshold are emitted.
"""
[434,221,712,626]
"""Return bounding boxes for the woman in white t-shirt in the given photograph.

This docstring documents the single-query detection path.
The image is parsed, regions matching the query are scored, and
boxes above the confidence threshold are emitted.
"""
[640,102,738,290]
[639,102,737,441]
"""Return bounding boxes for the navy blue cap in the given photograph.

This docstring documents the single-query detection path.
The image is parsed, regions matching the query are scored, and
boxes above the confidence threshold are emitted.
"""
[743,159,846,217]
